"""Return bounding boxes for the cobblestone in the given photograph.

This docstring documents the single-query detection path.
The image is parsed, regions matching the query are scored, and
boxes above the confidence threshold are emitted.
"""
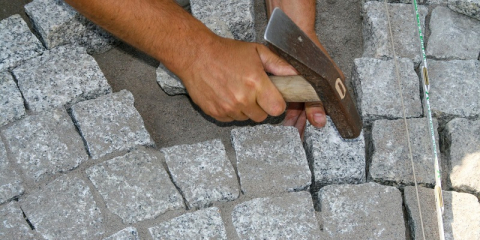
[0,139,23,204]
[448,0,480,20]
[0,71,25,127]
[0,201,36,240]
[103,227,139,240]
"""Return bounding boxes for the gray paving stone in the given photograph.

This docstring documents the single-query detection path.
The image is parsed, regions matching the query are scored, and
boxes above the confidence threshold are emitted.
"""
[202,16,235,39]
[86,148,183,224]
[20,175,104,239]
[0,139,24,204]
[103,227,139,240]
[71,90,154,159]
[149,207,227,240]
[304,118,365,186]
[2,108,88,183]
[0,71,25,127]
[161,139,239,209]
[231,124,311,196]
[371,118,439,185]
[445,118,480,195]
[352,57,422,121]
[362,2,427,65]
[319,182,405,239]
[428,60,480,117]
[0,202,36,240]
[448,0,480,20]
[232,191,321,239]
[191,0,255,41]
[0,14,44,71]
[12,46,111,112]
[428,6,480,60]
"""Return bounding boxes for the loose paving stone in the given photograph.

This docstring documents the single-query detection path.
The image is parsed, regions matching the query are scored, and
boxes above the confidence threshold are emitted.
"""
[371,118,439,185]
[86,148,183,224]
[0,202,36,240]
[428,6,480,60]
[0,139,24,204]
[20,175,104,239]
[191,0,255,41]
[0,14,44,71]
[162,139,239,209]
[231,124,311,196]
[12,46,111,112]
[428,60,480,117]
[352,57,422,121]
[319,182,405,239]
[71,90,154,159]
[2,108,88,183]
[232,191,321,239]
[103,227,139,240]
[0,71,25,127]
[304,118,365,186]
[404,186,480,239]
[362,2,427,65]
[448,0,480,20]
[445,118,480,195]
[149,207,227,239]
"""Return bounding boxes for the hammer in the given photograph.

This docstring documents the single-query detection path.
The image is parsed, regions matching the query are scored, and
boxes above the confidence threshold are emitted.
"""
[266,8,362,139]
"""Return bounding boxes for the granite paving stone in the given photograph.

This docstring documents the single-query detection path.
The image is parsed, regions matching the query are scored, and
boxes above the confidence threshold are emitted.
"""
[0,71,25,127]
[445,118,480,195]
[319,182,405,239]
[20,175,104,239]
[149,207,227,240]
[86,147,184,224]
[428,60,480,118]
[428,6,480,60]
[232,191,321,239]
[2,108,88,183]
[304,118,365,186]
[0,14,44,72]
[12,46,111,112]
[0,201,37,240]
[231,124,311,196]
[371,118,439,185]
[448,0,480,20]
[103,227,139,240]
[161,139,239,209]
[352,57,422,121]
[0,139,24,204]
[71,90,154,159]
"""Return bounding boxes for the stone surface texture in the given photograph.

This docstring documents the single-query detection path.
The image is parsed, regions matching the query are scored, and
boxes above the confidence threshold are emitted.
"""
[149,207,227,240]
[156,64,186,96]
[304,118,365,186]
[2,108,88,183]
[12,46,111,112]
[20,175,104,239]
[319,182,405,239]
[71,90,154,159]
[0,71,25,127]
[0,201,36,240]
[232,192,321,239]
[0,139,24,204]
[0,14,44,71]
[103,227,139,240]
[86,148,183,224]
[448,0,480,20]
[162,139,239,209]
[231,124,311,196]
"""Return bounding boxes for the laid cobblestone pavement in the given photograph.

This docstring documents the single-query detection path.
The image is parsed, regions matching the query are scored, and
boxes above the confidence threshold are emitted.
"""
[1,0,479,239]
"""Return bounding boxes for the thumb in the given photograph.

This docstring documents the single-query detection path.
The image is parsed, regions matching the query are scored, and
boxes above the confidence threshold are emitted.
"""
[257,44,298,76]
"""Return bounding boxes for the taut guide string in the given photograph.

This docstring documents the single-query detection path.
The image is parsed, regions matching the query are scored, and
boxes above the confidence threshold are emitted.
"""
[383,0,445,239]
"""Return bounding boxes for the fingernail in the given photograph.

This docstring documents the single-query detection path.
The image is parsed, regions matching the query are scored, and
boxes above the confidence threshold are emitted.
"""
[314,113,323,124]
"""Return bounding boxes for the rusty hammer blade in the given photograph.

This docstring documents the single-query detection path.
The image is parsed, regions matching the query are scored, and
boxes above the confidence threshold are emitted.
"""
[265,8,362,139]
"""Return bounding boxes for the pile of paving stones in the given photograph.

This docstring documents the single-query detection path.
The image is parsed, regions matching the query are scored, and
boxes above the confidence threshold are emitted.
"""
[1,0,479,239]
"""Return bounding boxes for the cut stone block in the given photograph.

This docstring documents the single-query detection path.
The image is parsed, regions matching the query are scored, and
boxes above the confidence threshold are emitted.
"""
[103,227,139,240]
[445,118,480,195]
[232,191,321,239]
[191,0,255,41]
[3,108,88,183]
[12,46,111,112]
[371,118,439,185]
[20,175,104,239]
[86,148,183,224]
[161,139,239,209]
[404,186,480,239]
[304,118,365,186]
[231,124,311,196]
[0,202,36,240]
[448,0,480,20]
[319,182,405,239]
[71,90,154,159]
[362,2,427,65]
[0,71,25,127]
[0,139,24,204]
[428,6,480,60]
[428,60,480,117]
[352,57,422,121]
[202,16,235,39]
[149,207,227,239]
[0,14,44,71]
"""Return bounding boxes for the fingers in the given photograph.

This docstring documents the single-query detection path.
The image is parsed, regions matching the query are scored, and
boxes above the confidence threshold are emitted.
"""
[257,44,297,76]
[305,101,327,128]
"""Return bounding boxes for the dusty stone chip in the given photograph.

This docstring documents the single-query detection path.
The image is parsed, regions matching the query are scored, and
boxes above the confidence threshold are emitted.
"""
[0,202,36,240]
[0,71,25,127]
[0,139,24,204]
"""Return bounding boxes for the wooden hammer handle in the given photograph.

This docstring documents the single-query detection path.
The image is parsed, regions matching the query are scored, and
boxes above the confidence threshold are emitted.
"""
[269,75,320,102]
